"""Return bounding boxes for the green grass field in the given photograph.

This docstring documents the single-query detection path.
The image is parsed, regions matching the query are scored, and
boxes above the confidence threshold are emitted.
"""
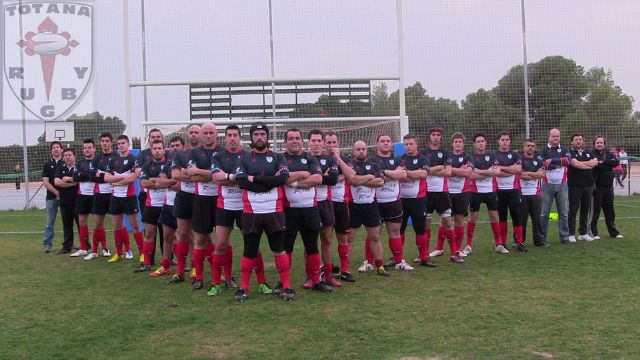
[2,197,640,359]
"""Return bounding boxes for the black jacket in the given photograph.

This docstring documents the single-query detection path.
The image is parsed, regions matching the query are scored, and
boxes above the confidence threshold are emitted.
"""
[592,149,619,187]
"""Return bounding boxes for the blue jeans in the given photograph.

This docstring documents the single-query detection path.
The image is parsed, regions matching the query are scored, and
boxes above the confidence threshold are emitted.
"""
[43,199,59,246]
[540,182,569,242]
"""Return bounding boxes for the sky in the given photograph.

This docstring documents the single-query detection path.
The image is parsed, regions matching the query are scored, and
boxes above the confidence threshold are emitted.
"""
[1,0,639,146]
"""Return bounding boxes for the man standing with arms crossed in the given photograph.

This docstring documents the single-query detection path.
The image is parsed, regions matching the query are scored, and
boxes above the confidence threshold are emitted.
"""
[70,139,97,258]
[84,133,114,260]
[42,141,63,253]
[54,148,79,254]
[568,133,598,242]
[447,133,474,257]
[308,129,343,288]
[539,128,572,245]
[519,139,548,247]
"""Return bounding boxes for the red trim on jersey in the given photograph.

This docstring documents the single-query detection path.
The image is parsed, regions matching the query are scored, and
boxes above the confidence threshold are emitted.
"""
[562,167,568,183]
[344,182,352,203]
[418,178,427,198]
[127,183,136,196]
[145,194,151,207]
[276,186,285,212]
[470,180,478,193]
[513,176,521,189]
[463,178,471,192]
[327,186,332,200]
[443,178,449,192]
[93,183,99,195]
[242,190,254,213]
[217,186,224,208]
[492,178,498,192]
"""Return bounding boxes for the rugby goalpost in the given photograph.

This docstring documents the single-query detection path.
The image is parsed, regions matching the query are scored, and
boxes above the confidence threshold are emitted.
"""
[121,0,409,149]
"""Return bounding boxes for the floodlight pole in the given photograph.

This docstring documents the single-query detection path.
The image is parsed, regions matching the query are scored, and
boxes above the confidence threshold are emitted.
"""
[141,0,149,145]
[268,0,278,147]
[17,1,30,208]
[521,0,531,139]
[122,0,133,138]
[396,0,408,137]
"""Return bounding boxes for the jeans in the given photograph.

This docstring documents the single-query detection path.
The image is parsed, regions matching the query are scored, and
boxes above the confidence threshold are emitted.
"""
[540,182,569,242]
[43,199,59,246]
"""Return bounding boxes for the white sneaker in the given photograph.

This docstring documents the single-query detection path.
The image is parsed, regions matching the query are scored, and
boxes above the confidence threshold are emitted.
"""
[456,251,468,258]
[413,256,421,263]
[394,260,414,272]
[357,260,374,273]
[462,245,473,255]
[615,234,624,239]
[84,252,98,260]
[102,249,111,257]
[70,249,88,257]
[568,235,577,243]
[125,250,134,260]
[495,245,509,254]
[429,249,444,257]
[578,234,594,241]
[592,235,601,240]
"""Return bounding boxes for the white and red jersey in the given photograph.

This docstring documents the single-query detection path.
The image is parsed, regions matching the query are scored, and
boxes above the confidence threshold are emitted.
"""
[171,150,196,194]
[370,154,402,203]
[469,152,498,194]
[92,152,114,194]
[73,158,97,196]
[449,152,474,194]
[211,149,245,211]
[331,152,350,203]
[189,145,220,197]
[495,150,521,190]
[283,152,321,208]
[236,150,289,214]
[420,148,452,193]
[107,152,136,198]
[539,144,572,185]
[520,155,543,196]
[346,159,383,204]
[399,153,429,199]
[314,154,339,202]
[140,159,169,207]
[159,161,177,206]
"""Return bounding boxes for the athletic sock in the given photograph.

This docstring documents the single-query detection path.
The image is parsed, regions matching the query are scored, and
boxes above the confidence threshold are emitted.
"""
[306,253,321,284]
[389,236,404,263]
[514,225,524,244]
[491,222,502,246]
[143,241,155,266]
[79,226,89,250]
[255,252,267,284]
[97,228,108,252]
[436,225,446,251]
[466,221,476,247]
[133,231,144,254]
[192,248,205,281]
[175,241,188,276]
[374,259,384,269]
[223,245,233,280]
[446,228,457,254]
[160,258,172,271]
[455,226,465,252]
[240,256,254,290]
[365,237,373,264]
[400,233,406,246]
[274,253,291,289]
[338,244,350,272]
[416,233,428,260]
[114,229,123,256]
[91,228,100,253]
[121,229,131,252]
[323,262,333,277]
[424,231,431,255]
[212,253,225,285]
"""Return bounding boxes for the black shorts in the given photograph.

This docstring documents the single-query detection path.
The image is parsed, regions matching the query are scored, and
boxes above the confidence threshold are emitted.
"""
[497,189,522,206]
[241,212,287,235]
[215,208,243,229]
[138,191,147,213]
[426,192,452,215]
[173,191,195,220]
[317,200,335,228]
[401,197,427,221]
[350,202,381,228]
[159,205,177,230]
[285,207,321,233]
[191,196,217,234]
[142,206,162,225]
[469,192,498,212]
[109,196,139,215]
[333,201,350,234]
[378,200,403,223]
[75,195,94,215]
[93,193,111,216]
[450,192,470,216]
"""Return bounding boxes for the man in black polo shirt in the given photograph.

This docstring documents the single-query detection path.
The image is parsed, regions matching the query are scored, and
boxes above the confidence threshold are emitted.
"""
[54,148,79,254]
[568,133,598,242]
[42,141,63,253]
[591,136,623,239]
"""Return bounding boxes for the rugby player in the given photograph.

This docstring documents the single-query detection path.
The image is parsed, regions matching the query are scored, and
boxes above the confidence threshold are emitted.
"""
[519,139,547,247]
[70,139,97,257]
[447,133,474,257]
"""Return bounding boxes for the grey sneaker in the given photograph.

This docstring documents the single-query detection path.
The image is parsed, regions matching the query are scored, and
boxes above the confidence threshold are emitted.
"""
[44,244,52,253]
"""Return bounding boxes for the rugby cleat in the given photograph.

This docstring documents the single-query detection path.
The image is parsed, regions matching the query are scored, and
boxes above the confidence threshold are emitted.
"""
[280,288,295,301]
[70,249,88,257]
[258,283,273,295]
[223,277,238,289]
[234,289,249,302]
[495,245,510,254]
[207,284,222,297]
[102,249,111,257]
[312,281,333,293]
[376,266,391,277]
[124,251,134,260]
[419,258,437,267]
[450,255,464,264]
[191,280,203,291]
[516,243,529,253]
[462,245,473,255]
[357,260,375,273]
[272,282,283,295]
[166,274,185,284]
[429,249,444,257]
[324,276,342,288]
[150,266,171,277]
[303,278,313,289]
[134,264,152,273]
[339,272,356,283]
[83,252,98,261]
[394,260,415,272]
[107,254,123,263]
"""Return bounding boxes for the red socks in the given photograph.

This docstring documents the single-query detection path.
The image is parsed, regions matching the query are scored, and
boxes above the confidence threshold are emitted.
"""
[160,258,172,271]
[211,253,225,285]
[255,252,267,284]
[114,228,125,255]
[389,236,404,263]
[240,256,254,290]
[175,241,189,276]
[133,231,143,254]
[274,253,291,289]
[338,244,350,272]
[416,233,429,260]
[365,237,373,264]
[223,245,233,280]
[490,222,502,246]
[455,226,465,252]
[466,221,476,247]
[143,241,155,265]
[79,226,89,251]
[92,227,107,253]
[514,225,524,244]
[306,253,321,284]
[446,228,457,254]
[192,248,205,281]
[436,225,446,251]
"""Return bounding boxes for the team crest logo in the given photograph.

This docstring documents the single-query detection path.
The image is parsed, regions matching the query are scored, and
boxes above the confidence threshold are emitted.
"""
[187,160,195,168]
[586,153,590,158]
[437,152,442,158]
[485,156,490,161]
[413,159,418,164]
[301,158,307,164]
[533,161,538,166]
[389,159,394,165]
[4,1,94,121]
[507,154,512,159]
[123,160,128,165]
[557,148,561,153]
[266,156,273,163]
[459,157,463,162]
[365,165,371,170]
[320,159,326,166]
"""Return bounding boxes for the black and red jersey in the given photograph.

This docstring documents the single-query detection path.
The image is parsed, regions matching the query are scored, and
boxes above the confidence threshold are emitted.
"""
[399,153,429,199]
[171,150,195,194]
[370,154,402,203]
[469,152,498,193]
[211,149,245,211]
[92,152,115,194]
[140,159,169,207]
[107,152,136,198]
[161,156,177,206]
[314,154,339,202]
[73,158,97,196]
[420,148,452,192]
[188,144,221,196]
[236,150,289,214]
[495,150,521,190]
[283,152,321,208]
[449,152,474,194]
[520,155,544,196]
[347,158,383,204]
[539,144,571,185]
